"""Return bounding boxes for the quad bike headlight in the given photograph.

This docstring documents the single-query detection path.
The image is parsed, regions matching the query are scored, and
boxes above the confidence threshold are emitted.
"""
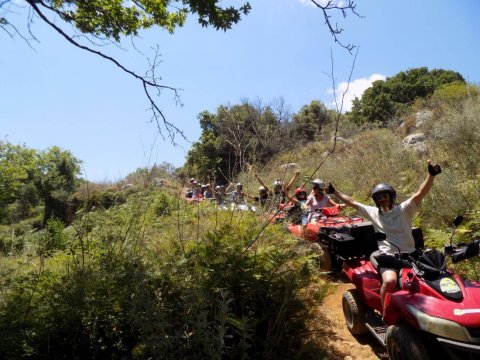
[406,305,478,343]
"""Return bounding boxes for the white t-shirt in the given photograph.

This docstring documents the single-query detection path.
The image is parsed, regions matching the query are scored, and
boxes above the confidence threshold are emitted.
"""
[356,198,418,255]
[307,194,330,222]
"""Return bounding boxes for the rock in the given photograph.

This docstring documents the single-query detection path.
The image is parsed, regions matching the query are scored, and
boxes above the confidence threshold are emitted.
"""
[402,132,426,145]
[402,133,428,154]
[399,120,416,135]
[332,136,353,144]
[415,110,433,127]
[280,163,298,169]
[153,178,165,186]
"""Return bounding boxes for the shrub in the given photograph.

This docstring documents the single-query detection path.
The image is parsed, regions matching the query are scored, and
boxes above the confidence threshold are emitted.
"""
[0,198,328,359]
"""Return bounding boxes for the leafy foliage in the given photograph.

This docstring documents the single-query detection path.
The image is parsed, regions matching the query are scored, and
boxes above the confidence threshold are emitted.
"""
[348,67,465,125]
[0,143,82,226]
[288,100,335,144]
[0,190,327,359]
[0,141,37,222]
[23,1,251,42]
[185,101,287,182]
[34,146,82,224]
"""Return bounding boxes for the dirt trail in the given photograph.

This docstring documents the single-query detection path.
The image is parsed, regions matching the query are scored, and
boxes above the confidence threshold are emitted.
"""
[312,279,388,360]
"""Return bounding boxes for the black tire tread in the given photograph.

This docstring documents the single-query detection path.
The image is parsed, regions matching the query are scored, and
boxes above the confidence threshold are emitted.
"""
[342,289,368,335]
[386,325,430,360]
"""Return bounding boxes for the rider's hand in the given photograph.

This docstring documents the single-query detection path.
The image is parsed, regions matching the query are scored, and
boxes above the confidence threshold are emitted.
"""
[326,182,336,194]
[427,160,442,176]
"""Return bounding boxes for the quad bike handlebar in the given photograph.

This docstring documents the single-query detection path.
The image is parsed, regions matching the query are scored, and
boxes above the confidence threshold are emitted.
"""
[372,230,480,274]
[445,239,480,263]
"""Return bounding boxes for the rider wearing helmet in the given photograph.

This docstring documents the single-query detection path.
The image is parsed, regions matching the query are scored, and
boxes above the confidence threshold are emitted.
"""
[232,182,246,204]
[328,160,442,312]
[203,183,214,199]
[306,178,341,222]
[254,173,287,206]
[371,183,397,210]
[191,180,200,197]
[284,186,309,225]
[214,184,227,205]
[245,185,272,207]
[272,179,287,205]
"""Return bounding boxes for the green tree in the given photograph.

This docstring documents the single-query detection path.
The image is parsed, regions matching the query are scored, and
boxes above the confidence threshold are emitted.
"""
[0,141,38,222]
[34,146,82,224]
[288,100,333,143]
[350,67,465,125]
[185,101,285,182]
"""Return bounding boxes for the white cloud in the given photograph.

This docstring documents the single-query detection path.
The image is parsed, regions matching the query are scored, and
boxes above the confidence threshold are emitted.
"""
[328,74,386,112]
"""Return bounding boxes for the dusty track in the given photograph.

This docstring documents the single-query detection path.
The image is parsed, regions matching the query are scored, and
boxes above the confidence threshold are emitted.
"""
[312,278,388,360]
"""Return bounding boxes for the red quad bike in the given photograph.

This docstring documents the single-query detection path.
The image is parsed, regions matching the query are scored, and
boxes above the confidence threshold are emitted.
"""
[269,204,370,271]
[288,205,370,271]
[334,216,480,360]
[185,193,204,204]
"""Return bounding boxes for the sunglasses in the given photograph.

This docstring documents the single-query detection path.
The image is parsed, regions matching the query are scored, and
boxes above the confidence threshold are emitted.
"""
[374,192,389,200]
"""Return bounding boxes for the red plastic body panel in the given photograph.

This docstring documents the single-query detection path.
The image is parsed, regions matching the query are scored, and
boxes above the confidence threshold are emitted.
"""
[343,259,480,328]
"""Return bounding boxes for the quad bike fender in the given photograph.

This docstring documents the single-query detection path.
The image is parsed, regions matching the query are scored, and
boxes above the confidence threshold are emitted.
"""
[399,274,480,328]
[388,292,480,344]
[343,261,382,312]
[383,292,421,328]
[288,224,304,238]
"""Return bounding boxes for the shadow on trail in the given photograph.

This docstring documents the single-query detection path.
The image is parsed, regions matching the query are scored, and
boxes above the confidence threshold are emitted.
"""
[311,273,388,360]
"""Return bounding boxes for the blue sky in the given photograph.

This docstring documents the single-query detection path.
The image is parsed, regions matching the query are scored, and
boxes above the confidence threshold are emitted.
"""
[1,0,479,182]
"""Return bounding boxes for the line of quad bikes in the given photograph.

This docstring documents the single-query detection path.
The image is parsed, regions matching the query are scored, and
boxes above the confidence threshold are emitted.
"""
[186,194,480,360]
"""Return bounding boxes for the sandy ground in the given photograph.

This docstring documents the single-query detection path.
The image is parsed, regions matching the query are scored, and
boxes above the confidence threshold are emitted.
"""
[312,278,388,360]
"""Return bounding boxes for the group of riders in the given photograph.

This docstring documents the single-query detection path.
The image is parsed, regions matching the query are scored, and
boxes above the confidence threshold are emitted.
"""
[185,171,343,223]
[185,160,443,313]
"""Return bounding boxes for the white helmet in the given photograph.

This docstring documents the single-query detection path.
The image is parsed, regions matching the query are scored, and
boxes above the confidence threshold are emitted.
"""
[312,179,325,189]
[273,179,283,187]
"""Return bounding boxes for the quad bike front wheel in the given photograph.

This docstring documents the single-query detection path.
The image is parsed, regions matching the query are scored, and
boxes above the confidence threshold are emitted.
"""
[342,289,368,335]
[386,325,429,360]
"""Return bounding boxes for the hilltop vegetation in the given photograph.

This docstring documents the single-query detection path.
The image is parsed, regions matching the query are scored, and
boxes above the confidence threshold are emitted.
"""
[1,67,480,359]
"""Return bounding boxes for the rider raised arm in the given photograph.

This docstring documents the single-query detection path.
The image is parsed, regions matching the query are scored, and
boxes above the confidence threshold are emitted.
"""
[327,160,441,311]
[254,173,271,193]
[306,179,341,222]
[285,171,300,191]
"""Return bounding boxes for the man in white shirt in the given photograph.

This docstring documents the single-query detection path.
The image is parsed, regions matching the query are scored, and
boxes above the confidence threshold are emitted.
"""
[328,160,441,311]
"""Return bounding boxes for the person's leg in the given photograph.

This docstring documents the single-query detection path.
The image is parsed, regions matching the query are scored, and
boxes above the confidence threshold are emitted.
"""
[301,215,308,238]
[380,269,398,311]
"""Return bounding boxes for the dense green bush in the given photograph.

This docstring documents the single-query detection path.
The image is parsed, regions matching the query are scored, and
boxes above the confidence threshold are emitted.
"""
[0,194,328,360]
[348,67,465,125]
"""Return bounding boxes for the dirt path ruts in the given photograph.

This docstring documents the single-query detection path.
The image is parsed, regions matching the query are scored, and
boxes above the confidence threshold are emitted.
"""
[312,279,388,360]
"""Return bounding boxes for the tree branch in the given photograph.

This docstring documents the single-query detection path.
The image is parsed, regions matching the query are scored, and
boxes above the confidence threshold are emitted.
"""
[26,0,186,142]
[309,0,363,52]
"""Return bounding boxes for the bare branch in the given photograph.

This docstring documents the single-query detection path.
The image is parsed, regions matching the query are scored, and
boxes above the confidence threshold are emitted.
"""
[26,0,185,142]
[244,47,359,252]
[309,0,363,52]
